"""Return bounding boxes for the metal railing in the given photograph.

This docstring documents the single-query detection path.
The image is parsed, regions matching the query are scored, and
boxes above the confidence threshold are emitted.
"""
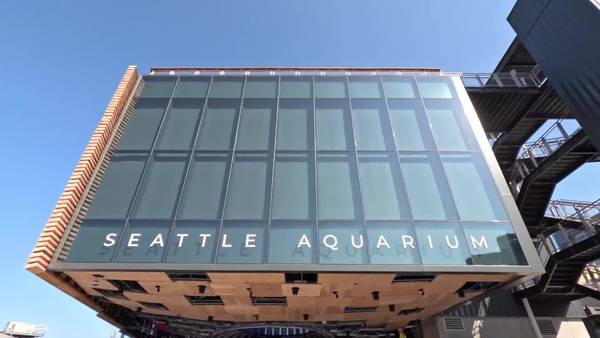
[461,70,546,89]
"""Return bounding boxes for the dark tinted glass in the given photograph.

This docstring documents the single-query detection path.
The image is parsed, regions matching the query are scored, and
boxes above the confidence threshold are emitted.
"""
[115,220,171,263]
[236,99,276,150]
[140,77,176,98]
[196,99,240,150]
[319,221,368,264]
[414,222,470,265]
[67,220,124,262]
[272,153,315,220]
[244,78,277,98]
[315,77,347,98]
[315,100,354,150]
[116,99,168,150]
[217,221,267,263]
[268,221,317,264]
[367,222,420,264]
[225,153,272,219]
[173,77,210,98]
[317,153,363,220]
[156,99,203,150]
[280,77,312,98]
[276,99,314,150]
[351,99,394,150]
[166,221,219,263]
[209,77,243,98]
[388,99,435,151]
[463,223,527,265]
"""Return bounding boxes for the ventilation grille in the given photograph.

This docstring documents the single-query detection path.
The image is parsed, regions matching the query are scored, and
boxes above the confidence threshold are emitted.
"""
[251,297,287,306]
[139,301,168,310]
[443,317,464,331]
[167,272,210,282]
[107,280,147,293]
[93,288,127,299]
[343,306,377,313]
[186,296,224,305]
[537,320,557,337]
[393,274,435,283]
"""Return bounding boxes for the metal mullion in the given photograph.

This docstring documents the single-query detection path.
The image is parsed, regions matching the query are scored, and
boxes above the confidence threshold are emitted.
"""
[414,75,469,258]
[312,76,320,262]
[379,75,423,265]
[110,76,181,262]
[160,77,213,263]
[213,77,247,263]
[345,76,370,264]
[265,76,281,263]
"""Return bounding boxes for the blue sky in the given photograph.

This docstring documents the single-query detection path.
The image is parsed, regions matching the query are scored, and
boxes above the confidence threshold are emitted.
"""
[0,1,597,337]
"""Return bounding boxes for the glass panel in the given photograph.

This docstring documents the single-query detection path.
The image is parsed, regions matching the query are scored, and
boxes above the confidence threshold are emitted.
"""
[178,153,231,219]
[398,153,457,220]
[156,99,203,150]
[236,99,276,150]
[166,221,219,263]
[86,153,147,219]
[463,223,527,265]
[280,77,312,98]
[315,99,354,150]
[269,221,316,264]
[349,78,383,98]
[272,153,315,220]
[116,99,168,150]
[131,153,187,219]
[195,99,240,150]
[244,78,277,98]
[414,222,470,265]
[319,221,368,264]
[173,77,210,98]
[277,99,314,150]
[418,78,454,99]
[388,99,435,151]
[140,77,176,98]
[217,221,267,263]
[315,77,347,98]
[208,77,244,98]
[317,153,363,220]
[382,77,417,98]
[441,153,509,221]
[351,99,394,150]
[225,153,272,219]
[425,100,477,151]
[358,153,410,220]
[115,220,171,263]
[367,222,420,264]
[66,220,125,262]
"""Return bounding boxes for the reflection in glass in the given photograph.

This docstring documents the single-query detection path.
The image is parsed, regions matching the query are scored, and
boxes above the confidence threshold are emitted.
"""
[178,153,230,219]
[418,78,454,99]
[463,223,527,265]
[208,77,244,98]
[425,100,477,151]
[349,78,383,98]
[140,77,176,98]
[196,99,240,150]
[382,77,416,98]
[319,221,368,264]
[217,221,266,263]
[351,99,394,150]
[272,153,315,220]
[398,153,457,220]
[66,220,124,262]
[388,99,435,151]
[166,221,219,263]
[225,153,272,219]
[115,221,171,263]
[414,222,470,265]
[117,99,168,150]
[132,153,187,219]
[280,77,312,98]
[244,78,277,98]
[269,221,316,264]
[367,222,420,264]
[315,77,347,98]
[441,154,509,221]
[173,77,210,98]
[156,99,203,150]
[236,99,276,150]
[315,100,354,150]
[277,99,313,150]
[317,153,363,220]
[86,153,147,219]
[358,153,410,220]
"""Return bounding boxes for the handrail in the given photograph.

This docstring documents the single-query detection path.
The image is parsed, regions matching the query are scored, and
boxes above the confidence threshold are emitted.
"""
[461,72,544,89]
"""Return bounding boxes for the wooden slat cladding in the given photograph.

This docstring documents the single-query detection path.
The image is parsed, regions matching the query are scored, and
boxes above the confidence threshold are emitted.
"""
[26,66,139,274]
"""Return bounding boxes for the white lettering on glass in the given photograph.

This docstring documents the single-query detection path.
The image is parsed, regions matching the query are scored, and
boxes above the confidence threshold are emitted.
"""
[402,235,415,249]
[376,235,390,249]
[149,234,164,247]
[351,234,364,249]
[199,234,211,247]
[103,233,117,247]
[128,233,141,247]
[427,235,434,249]
[221,234,232,248]
[297,234,311,248]
[470,235,488,249]
[176,233,188,247]
[245,234,256,248]
[445,235,459,249]
[323,235,339,251]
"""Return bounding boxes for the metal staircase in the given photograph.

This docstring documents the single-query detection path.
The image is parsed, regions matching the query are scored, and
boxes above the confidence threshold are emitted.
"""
[516,199,600,301]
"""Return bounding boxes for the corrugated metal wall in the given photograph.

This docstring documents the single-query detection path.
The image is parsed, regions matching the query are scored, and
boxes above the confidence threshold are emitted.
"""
[508,0,600,150]
[445,289,526,317]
